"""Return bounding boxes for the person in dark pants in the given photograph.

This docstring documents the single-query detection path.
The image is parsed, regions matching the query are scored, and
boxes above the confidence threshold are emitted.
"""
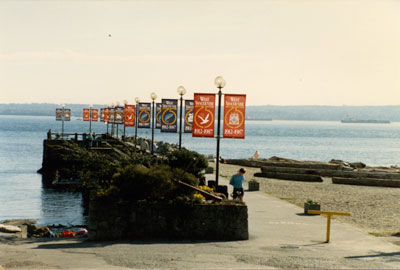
[229,168,246,201]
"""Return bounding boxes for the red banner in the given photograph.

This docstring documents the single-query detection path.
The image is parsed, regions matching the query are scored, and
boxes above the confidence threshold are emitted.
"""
[192,93,216,137]
[124,105,135,127]
[104,108,109,123]
[83,108,90,121]
[92,109,99,122]
[223,94,246,138]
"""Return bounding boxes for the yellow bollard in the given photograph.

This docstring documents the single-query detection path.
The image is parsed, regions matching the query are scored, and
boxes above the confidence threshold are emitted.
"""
[308,210,351,243]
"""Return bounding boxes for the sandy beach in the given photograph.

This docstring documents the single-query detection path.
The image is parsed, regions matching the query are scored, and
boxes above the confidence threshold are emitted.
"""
[218,162,400,239]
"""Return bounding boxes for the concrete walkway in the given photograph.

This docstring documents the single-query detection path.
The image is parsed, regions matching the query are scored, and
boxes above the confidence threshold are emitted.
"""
[1,174,400,269]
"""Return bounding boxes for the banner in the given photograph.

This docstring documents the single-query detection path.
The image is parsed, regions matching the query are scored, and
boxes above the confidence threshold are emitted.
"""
[138,103,151,128]
[92,109,99,122]
[109,108,115,124]
[83,108,90,121]
[124,105,135,127]
[114,106,125,125]
[161,99,178,133]
[156,103,162,129]
[56,109,62,121]
[64,109,71,121]
[192,93,215,137]
[103,108,109,123]
[223,94,246,139]
[184,100,194,133]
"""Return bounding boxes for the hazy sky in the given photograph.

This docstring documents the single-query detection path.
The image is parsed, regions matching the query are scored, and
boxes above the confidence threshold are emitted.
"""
[1,0,399,106]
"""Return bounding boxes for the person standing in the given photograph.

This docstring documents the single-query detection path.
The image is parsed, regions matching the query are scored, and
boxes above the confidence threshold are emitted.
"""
[229,168,246,201]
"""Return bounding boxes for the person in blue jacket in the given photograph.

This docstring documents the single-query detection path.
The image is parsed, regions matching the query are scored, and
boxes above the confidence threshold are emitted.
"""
[229,168,246,201]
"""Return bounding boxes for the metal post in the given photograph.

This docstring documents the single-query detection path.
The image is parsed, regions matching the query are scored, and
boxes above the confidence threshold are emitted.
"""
[62,106,65,140]
[151,100,155,154]
[179,95,183,150]
[215,87,222,186]
[89,107,92,134]
[135,103,138,150]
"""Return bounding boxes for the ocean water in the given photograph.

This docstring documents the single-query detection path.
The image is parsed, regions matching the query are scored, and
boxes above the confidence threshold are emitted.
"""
[1,115,400,225]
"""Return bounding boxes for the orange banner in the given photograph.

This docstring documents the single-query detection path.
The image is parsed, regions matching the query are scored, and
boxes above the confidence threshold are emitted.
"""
[104,108,109,123]
[223,94,246,139]
[83,108,90,121]
[124,105,135,127]
[92,109,99,122]
[192,93,215,137]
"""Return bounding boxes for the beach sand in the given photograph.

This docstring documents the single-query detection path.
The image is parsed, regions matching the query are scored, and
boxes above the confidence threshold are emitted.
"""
[217,162,400,239]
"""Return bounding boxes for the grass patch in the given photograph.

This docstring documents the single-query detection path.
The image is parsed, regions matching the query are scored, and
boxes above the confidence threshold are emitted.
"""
[280,197,296,201]
[369,232,400,237]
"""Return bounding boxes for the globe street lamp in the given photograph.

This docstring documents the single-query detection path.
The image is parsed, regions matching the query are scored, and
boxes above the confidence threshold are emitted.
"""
[106,103,110,134]
[150,92,157,154]
[134,97,140,150]
[123,99,128,140]
[214,76,226,186]
[111,103,115,137]
[61,103,65,140]
[116,101,120,138]
[177,85,186,150]
[89,104,93,134]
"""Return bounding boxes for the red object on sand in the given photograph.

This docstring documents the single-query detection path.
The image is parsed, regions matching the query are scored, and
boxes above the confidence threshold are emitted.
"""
[62,230,75,238]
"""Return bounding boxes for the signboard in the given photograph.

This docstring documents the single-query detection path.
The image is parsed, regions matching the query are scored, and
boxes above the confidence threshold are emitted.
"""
[223,94,246,139]
[161,99,178,133]
[156,103,162,129]
[83,108,90,121]
[192,93,215,137]
[56,108,71,121]
[184,100,194,133]
[64,109,71,121]
[56,109,62,121]
[109,108,115,124]
[103,108,109,123]
[92,109,99,122]
[114,106,125,125]
[124,105,135,127]
[138,102,151,128]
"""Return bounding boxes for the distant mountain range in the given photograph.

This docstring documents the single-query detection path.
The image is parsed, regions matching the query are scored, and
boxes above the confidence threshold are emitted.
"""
[1,103,400,122]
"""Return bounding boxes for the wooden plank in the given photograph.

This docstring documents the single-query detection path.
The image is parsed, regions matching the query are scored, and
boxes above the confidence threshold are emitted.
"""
[171,178,222,201]
[308,210,350,216]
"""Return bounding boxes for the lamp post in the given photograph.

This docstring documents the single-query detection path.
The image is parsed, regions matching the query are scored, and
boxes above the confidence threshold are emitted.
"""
[111,103,115,137]
[177,86,186,150]
[150,92,157,154]
[116,101,121,138]
[214,76,226,186]
[134,97,140,150]
[123,99,128,140]
[61,103,65,140]
[106,104,110,134]
[89,104,93,134]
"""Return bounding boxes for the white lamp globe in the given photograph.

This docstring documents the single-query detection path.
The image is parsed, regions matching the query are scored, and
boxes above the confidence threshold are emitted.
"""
[214,76,226,88]
[150,92,157,100]
[135,97,140,103]
[177,86,186,96]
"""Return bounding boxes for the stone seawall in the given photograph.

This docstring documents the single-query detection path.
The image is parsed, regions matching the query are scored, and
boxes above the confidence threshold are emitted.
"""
[88,200,248,241]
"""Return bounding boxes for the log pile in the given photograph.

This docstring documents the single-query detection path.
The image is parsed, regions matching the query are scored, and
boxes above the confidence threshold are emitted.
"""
[225,156,400,187]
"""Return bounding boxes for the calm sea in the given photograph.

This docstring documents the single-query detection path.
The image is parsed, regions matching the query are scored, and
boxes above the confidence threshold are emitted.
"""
[1,115,400,225]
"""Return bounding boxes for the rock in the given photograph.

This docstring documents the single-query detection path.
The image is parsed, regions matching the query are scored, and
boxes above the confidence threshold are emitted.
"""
[0,224,22,233]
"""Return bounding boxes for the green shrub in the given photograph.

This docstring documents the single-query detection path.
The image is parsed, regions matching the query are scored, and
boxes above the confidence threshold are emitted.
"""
[167,150,208,178]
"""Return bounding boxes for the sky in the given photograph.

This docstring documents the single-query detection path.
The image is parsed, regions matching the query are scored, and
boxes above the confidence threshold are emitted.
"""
[0,0,399,106]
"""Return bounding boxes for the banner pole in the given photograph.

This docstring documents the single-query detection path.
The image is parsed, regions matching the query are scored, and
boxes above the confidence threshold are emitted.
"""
[216,86,222,186]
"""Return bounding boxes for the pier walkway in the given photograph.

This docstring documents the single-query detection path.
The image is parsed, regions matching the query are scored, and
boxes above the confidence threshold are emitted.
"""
[1,173,399,269]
